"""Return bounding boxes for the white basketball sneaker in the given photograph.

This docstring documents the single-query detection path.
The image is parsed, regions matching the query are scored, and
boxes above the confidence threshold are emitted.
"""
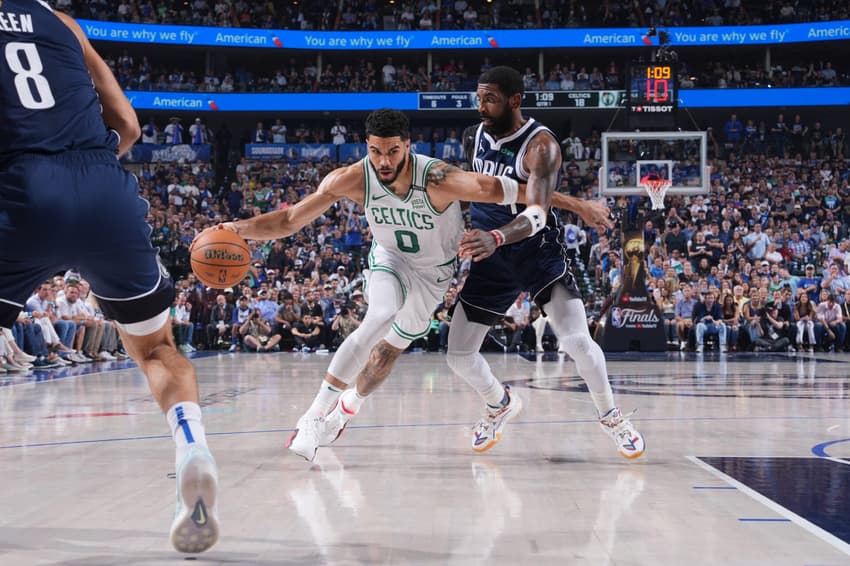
[599,408,645,459]
[321,398,354,446]
[170,445,219,553]
[471,385,523,453]
[287,412,325,461]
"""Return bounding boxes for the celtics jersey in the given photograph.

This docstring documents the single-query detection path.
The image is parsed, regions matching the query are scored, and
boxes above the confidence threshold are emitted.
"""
[362,153,463,269]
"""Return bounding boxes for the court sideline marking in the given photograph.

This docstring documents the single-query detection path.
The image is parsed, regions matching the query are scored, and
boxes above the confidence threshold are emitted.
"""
[0,414,840,450]
[687,455,850,558]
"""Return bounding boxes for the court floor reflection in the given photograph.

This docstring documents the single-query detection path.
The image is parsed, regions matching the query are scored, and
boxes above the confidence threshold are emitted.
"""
[1,351,850,564]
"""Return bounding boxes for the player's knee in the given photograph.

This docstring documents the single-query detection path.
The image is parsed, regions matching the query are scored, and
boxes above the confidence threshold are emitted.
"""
[362,301,396,328]
[561,332,593,358]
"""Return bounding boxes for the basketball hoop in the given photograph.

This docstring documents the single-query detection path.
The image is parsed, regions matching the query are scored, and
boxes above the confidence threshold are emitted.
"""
[640,176,672,211]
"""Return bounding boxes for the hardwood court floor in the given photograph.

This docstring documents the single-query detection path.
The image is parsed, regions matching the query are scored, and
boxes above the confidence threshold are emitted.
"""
[1,350,850,565]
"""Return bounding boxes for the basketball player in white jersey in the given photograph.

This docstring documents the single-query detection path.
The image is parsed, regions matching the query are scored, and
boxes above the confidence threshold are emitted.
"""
[197,109,610,461]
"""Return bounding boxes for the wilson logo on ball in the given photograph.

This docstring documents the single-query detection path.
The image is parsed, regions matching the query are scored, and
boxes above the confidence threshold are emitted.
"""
[205,249,245,262]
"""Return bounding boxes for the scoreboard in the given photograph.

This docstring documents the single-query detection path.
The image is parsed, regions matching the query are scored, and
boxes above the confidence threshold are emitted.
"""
[627,63,678,128]
[418,90,624,110]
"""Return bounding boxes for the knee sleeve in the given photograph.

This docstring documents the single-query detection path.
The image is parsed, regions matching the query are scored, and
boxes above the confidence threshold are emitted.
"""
[446,303,503,401]
[545,288,613,399]
[327,275,400,384]
[560,331,593,359]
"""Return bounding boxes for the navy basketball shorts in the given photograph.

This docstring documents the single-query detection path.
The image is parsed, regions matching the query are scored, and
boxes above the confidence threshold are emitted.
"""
[458,230,581,326]
[0,150,173,330]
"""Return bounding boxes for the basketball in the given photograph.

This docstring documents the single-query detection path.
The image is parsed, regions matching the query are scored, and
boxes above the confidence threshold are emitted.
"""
[190,229,251,288]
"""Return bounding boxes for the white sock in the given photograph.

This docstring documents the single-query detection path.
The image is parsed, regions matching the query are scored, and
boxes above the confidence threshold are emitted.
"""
[590,392,616,419]
[307,379,344,416]
[338,387,366,415]
[166,402,208,470]
[483,380,508,409]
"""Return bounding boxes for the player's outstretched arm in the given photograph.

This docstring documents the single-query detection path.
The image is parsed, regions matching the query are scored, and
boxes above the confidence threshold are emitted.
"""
[195,164,363,243]
[55,12,140,156]
[424,162,517,211]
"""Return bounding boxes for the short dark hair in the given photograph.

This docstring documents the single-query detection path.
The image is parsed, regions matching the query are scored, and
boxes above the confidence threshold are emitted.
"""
[365,109,410,141]
[478,66,524,98]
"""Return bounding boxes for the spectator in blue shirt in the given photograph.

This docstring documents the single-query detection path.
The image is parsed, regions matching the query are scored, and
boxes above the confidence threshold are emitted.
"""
[798,264,822,303]
[674,285,698,350]
[724,113,743,145]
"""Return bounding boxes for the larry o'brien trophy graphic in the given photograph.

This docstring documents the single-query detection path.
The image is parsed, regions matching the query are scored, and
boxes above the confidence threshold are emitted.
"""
[599,230,666,352]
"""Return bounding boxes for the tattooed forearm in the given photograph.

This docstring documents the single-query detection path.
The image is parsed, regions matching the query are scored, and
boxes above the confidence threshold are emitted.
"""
[356,340,404,396]
[426,163,461,186]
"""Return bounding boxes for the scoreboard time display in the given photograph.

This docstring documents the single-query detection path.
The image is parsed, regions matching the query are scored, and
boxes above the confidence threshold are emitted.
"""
[418,90,624,110]
[627,63,677,128]
[628,63,677,113]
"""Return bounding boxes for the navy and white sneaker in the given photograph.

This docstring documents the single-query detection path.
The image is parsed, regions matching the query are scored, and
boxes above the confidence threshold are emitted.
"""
[599,408,645,459]
[471,385,523,453]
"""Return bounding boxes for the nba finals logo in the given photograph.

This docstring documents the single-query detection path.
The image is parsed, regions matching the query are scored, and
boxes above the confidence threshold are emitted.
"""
[611,307,623,329]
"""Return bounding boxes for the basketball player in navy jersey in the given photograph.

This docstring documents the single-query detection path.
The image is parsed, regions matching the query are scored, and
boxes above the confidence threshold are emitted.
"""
[0,1,218,552]
[448,66,645,459]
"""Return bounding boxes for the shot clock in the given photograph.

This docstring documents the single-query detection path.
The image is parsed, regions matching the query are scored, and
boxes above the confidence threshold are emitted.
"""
[627,63,678,129]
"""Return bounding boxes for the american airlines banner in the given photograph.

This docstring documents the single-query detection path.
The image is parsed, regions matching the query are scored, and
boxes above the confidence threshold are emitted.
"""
[124,89,850,112]
[80,19,850,49]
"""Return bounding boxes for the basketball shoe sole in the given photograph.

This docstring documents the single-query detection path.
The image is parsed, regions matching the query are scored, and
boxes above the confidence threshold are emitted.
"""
[170,446,219,553]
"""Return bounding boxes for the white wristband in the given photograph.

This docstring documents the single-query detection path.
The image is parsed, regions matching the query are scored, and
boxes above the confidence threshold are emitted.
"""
[497,176,519,206]
[519,204,547,236]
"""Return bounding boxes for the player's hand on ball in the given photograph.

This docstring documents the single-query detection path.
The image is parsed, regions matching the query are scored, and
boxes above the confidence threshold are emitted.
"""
[579,199,614,231]
[190,223,237,252]
[459,229,498,262]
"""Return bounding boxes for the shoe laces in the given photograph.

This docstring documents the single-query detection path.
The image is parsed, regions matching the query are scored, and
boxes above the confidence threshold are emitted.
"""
[600,408,637,429]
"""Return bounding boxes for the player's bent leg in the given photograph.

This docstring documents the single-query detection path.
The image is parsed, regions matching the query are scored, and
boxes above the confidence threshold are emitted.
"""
[544,286,644,459]
[447,304,523,452]
[446,304,508,405]
[289,271,402,461]
[116,311,219,552]
[322,336,407,449]
[289,335,407,462]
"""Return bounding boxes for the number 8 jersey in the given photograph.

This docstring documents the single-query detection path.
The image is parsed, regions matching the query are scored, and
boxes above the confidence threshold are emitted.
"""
[0,0,111,161]
[362,153,463,270]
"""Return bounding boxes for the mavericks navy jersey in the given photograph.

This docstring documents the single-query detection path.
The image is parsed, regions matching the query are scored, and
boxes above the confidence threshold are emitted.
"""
[458,117,579,325]
[0,0,110,161]
[468,117,561,231]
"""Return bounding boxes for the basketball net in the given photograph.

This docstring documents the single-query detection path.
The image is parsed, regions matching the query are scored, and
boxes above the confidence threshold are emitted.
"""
[640,175,672,211]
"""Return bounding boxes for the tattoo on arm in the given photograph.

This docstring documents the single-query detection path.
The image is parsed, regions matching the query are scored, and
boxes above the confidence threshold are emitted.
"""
[426,163,461,187]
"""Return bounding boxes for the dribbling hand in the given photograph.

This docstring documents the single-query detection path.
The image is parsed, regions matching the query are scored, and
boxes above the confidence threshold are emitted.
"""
[189,222,238,253]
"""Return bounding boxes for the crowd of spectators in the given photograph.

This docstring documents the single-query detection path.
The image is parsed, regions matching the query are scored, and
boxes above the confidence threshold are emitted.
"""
[4,109,850,374]
[681,60,846,89]
[104,49,846,95]
[58,0,850,30]
[582,112,850,353]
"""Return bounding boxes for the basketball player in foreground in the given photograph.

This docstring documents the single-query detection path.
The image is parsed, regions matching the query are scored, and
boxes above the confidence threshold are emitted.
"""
[451,66,645,459]
[0,2,218,552]
[198,109,612,461]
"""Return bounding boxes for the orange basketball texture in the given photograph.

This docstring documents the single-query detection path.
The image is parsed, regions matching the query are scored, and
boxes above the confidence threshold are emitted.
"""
[190,229,251,288]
